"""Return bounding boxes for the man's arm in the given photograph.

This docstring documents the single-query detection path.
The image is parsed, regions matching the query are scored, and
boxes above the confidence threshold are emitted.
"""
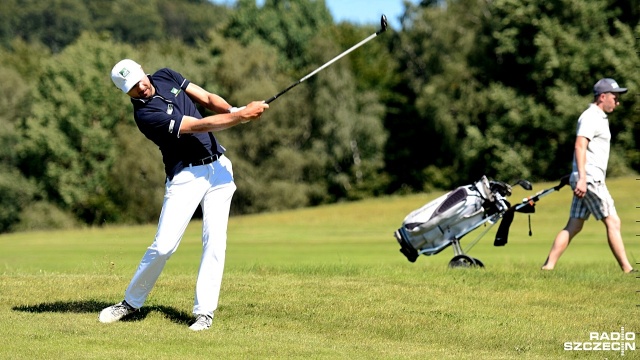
[179,82,268,133]
[184,82,233,114]
[179,101,266,133]
[573,136,589,198]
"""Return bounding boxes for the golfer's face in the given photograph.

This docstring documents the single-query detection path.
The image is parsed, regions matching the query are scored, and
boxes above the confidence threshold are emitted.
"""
[127,76,153,99]
[602,92,620,113]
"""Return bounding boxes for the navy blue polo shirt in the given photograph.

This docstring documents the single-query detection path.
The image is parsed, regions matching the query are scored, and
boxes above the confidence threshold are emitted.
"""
[131,68,225,180]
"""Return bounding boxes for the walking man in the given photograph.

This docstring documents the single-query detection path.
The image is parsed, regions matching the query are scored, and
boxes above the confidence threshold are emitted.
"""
[542,78,635,273]
[99,59,269,330]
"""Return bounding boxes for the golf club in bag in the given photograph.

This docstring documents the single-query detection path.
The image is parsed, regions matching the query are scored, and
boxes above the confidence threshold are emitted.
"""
[265,15,388,104]
[393,175,569,268]
[493,174,571,246]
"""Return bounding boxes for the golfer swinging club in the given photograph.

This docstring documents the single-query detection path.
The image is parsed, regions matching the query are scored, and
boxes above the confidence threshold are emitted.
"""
[100,59,268,331]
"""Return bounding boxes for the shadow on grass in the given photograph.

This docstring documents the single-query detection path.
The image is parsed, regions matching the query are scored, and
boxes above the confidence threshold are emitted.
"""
[12,300,192,325]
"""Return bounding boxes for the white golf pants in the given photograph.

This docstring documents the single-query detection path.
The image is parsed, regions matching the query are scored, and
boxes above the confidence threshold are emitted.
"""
[124,155,236,317]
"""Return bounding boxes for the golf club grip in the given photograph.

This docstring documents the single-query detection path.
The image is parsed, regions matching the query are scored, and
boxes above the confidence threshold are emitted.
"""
[265,80,301,104]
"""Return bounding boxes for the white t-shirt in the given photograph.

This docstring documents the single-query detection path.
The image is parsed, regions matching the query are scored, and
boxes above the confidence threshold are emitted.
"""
[571,103,610,182]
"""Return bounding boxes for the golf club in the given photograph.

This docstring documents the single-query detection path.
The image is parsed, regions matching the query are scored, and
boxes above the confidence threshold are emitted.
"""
[494,174,570,246]
[514,174,570,212]
[513,179,533,191]
[264,14,388,104]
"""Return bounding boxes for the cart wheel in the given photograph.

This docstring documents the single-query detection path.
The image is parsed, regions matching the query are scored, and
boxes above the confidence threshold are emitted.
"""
[448,255,476,268]
[471,257,485,268]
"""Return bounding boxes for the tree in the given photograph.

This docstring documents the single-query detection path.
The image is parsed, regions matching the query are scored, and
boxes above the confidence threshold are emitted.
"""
[387,0,485,190]
[224,0,334,72]
[389,0,639,191]
[0,57,36,232]
[15,33,167,225]
[0,0,90,52]
[208,1,386,212]
[476,0,639,178]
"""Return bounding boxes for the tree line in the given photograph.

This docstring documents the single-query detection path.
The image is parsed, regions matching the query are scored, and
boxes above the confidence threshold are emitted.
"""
[0,0,637,233]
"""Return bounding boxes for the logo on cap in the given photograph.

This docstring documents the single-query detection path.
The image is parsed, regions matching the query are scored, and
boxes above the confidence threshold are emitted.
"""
[119,68,130,78]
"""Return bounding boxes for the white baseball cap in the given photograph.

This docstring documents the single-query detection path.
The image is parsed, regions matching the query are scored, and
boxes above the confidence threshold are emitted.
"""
[110,59,146,93]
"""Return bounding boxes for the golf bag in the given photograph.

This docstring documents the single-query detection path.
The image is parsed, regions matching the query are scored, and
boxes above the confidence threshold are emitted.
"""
[393,175,569,268]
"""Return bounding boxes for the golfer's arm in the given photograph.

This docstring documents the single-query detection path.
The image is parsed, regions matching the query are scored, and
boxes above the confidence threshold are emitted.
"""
[185,83,232,114]
[574,136,589,181]
[179,82,248,133]
[179,114,243,134]
[180,101,268,133]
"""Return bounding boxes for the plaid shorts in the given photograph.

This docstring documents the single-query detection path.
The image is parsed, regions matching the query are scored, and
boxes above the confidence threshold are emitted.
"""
[569,181,616,220]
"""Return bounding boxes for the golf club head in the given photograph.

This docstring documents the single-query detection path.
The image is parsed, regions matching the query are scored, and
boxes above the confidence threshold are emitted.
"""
[514,179,533,191]
[380,14,388,33]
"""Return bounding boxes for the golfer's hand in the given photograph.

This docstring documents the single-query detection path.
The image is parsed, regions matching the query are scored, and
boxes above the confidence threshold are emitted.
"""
[238,101,269,123]
[574,178,587,198]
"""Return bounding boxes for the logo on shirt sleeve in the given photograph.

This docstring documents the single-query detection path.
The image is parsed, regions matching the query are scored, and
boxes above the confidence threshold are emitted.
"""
[171,87,181,96]
[169,120,175,134]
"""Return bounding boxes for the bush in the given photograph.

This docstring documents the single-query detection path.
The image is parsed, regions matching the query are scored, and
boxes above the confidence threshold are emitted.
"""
[14,201,80,232]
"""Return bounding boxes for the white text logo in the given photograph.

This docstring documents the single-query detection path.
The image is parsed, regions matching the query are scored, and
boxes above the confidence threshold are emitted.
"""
[564,328,636,356]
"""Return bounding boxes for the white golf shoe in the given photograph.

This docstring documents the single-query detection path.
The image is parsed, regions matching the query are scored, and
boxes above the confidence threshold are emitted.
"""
[189,314,213,331]
[99,300,137,323]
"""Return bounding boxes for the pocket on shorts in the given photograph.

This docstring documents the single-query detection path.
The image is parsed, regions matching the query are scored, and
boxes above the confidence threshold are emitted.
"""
[218,155,234,177]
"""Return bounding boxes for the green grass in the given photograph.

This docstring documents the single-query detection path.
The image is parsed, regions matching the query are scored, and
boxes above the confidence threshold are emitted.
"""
[1,177,638,359]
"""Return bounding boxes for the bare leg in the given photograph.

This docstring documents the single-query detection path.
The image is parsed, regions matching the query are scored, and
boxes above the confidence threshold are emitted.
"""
[602,213,634,273]
[542,218,584,270]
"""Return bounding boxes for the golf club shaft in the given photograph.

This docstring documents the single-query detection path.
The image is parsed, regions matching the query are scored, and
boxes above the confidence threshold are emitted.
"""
[265,17,387,104]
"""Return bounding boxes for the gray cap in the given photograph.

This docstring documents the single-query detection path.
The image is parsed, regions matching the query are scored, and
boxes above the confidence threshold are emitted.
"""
[593,78,627,96]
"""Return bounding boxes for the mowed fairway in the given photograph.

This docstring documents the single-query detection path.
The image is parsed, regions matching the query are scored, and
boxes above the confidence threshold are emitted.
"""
[1,177,638,359]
